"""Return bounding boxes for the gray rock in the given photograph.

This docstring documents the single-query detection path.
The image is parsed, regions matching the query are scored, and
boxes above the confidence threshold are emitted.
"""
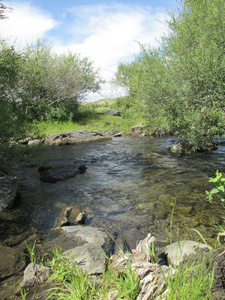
[38,164,86,183]
[0,244,26,279]
[27,139,43,146]
[16,263,51,294]
[0,176,19,212]
[45,130,112,145]
[60,225,110,249]
[106,109,121,116]
[62,243,106,274]
[165,240,213,266]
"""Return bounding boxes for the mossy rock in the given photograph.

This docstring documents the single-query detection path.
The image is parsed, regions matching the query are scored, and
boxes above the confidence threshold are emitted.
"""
[56,205,87,227]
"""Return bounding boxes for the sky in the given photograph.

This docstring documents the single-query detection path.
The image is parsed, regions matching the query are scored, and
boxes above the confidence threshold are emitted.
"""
[1,0,177,101]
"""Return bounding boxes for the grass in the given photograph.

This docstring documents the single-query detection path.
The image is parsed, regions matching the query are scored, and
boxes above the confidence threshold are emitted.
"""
[21,227,219,300]
[30,98,147,138]
[165,255,215,300]
[21,244,140,300]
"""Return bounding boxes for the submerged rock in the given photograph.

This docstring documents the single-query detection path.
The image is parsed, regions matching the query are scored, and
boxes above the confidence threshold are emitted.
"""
[44,130,112,145]
[38,164,87,183]
[0,176,19,212]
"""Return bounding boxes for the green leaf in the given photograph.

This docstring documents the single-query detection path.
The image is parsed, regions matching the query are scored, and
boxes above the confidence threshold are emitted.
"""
[210,188,220,195]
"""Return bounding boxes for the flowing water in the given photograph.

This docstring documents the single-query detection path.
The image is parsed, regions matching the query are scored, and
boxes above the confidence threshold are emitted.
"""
[18,136,225,245]
[1,135,225,297]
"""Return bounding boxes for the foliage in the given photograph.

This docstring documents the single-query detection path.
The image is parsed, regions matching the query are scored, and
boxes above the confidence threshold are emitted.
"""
[165,253,215,300]
[19,42,103,121]
[114,0,225,151]
[206,170,225,203]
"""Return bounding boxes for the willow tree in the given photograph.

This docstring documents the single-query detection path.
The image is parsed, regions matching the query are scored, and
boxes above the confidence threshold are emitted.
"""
[20,43,104,121]
[162,0,225,150]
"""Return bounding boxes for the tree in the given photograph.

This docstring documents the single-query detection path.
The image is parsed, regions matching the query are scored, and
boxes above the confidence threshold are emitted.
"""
[114,0,225,151]
[19,42,104,121]
[162,0,225,150]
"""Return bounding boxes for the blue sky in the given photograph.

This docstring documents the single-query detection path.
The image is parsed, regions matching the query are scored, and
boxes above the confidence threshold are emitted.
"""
[1,0,177,101]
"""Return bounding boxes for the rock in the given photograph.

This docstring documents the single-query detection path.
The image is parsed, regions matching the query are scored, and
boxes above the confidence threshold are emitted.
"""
[27,139,43,146]
[108,290,119,300]
[0,176,19,212]
[16,263,51,294]
[62,243,106,274]
[60,225,111,251]
[106,109,121,116]
[0,244,26,279]
[44,130,112,145]
[56,205,87,227]
[170,141,192,154]
[38,164,87,183]
[165,240,213,266]
[171,140,218,154]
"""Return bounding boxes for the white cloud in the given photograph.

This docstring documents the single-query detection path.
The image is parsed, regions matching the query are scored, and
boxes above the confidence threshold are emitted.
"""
[53,4,169,100]
[1,2,169,101]
[1,2,58,46]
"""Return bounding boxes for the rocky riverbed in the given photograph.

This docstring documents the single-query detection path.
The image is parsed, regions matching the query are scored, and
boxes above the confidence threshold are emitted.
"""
[1,131,225,298]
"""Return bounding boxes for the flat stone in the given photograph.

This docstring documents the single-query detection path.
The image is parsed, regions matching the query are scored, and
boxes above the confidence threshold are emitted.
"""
[44,130,112,145]
[62,243,106,274]
[60,225,109,248]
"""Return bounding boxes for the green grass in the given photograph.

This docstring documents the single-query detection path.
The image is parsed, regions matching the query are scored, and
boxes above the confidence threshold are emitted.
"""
[21,244,140,300]
[165,258,215,300]
[32,100,146,137]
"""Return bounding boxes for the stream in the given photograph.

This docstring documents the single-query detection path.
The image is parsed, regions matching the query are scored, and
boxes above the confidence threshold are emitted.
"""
[1,135,225,298]
[18,136,225,245]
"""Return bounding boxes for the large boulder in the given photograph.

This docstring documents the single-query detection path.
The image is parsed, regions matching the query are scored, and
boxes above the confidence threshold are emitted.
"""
[0,176,19,212]
[59,225,111,251]
[38,164,87,183]
[0,244,26,279]
[106,109,121,116]
[62,243,106,274]
[165,240,213,266]
[16,263,51,294]
[44,130,112,145]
